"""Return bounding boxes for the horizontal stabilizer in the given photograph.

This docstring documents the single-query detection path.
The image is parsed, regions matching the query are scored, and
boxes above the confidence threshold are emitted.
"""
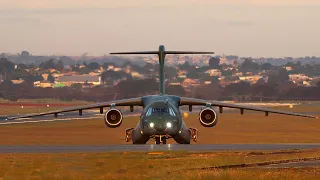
[165,51,214,54]
[110,51,214,55]
[110,51,159,55]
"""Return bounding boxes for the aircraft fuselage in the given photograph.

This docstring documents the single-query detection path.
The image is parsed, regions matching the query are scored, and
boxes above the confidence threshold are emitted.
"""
[131,95,192,144]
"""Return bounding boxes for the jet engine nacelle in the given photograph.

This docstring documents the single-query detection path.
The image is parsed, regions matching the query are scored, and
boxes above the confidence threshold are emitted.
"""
[199,108,218,127]
[104,109,123,128]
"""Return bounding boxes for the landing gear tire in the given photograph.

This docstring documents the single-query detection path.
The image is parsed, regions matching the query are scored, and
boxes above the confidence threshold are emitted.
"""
[162,137,167,144]
[155,137,161,144]
[189,128,198,142]
[125,128,134,142]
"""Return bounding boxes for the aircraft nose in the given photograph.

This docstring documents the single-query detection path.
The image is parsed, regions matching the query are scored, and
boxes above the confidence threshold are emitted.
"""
[156,123,166,132]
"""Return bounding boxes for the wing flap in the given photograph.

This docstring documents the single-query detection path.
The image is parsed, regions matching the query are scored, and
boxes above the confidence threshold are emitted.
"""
[7,97,143,120]
[180,97,317,119]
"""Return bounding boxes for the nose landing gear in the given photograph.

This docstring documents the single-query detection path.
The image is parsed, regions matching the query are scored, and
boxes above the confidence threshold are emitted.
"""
[125,128,134,142]
[154,135,169,144]
[189,128,198,142]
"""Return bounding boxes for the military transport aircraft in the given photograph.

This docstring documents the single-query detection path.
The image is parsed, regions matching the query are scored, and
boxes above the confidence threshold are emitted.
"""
[7,45,318,144]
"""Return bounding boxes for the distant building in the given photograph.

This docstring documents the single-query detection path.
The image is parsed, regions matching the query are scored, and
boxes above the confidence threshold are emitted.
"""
[239,75,263,84]
[11,79,25,84]
[182,78,201,88]
[178,70,187,79]
[131,72,144,79]
[34,81,54,88]
[303,81,311,87]
[205,69,222,76]
[289,74,310,82]
[56,75,101,87]
[285,66,294,71]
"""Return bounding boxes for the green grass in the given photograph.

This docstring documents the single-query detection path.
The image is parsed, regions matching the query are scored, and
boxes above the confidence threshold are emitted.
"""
[0,150,320,180]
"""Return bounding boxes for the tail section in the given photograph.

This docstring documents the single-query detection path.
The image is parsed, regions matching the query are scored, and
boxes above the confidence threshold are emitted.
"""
[110,45,214,95]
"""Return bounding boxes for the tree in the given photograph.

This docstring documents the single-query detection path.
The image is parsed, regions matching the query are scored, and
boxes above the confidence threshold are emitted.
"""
[221,70,233,77]
[101,70,130,83]
[20,51,30,57]
[255,78,266,85]
[47,73,55,83]
[0,58,15,74]
[87,62,100,71]
[25,74,44,83]
[39,59,56,70]
[56,60,64,71]
[209,57,220,69]
[193,84,223,100]
[239,59,260,73]
[223,81,252,101]
[165,66,178,80]
[16,64,27,71]
[166,85,186,96]
[261,63,273,71]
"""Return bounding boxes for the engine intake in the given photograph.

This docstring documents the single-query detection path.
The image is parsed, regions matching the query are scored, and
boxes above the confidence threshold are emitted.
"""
[199,108,218,127]
[104,109,123,128]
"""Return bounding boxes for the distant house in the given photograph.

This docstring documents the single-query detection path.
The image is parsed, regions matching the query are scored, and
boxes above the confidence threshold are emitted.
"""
[178,70,187,79]
[34,81,54,88]
[289,74,310,82]
[11,79,25,84]
[239,75,263,84]
[182,78,201,88]
[131,72,144,79]
[205,69,222,77]
[303,81,311,87]
[285,66,294,71]
[56,75,101,87]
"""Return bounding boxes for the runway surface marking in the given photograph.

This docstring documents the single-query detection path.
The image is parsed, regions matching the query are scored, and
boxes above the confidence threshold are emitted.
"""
[0,144,319,153]
[260,160,320,168]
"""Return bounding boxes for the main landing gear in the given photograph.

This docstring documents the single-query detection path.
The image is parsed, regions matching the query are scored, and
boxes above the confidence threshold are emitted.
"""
[125,128,134,142]
[189,128,198,142]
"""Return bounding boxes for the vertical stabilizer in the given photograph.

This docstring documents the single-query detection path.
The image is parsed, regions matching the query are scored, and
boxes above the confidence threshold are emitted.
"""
[110,45,214,95]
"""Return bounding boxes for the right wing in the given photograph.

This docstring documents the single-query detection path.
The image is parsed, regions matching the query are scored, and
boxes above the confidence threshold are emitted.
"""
[180,97,318,119]
[7,97,143,120]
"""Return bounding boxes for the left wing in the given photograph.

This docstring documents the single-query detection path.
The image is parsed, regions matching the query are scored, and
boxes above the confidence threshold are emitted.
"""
[6,97,143,120]
[180,97,318,119]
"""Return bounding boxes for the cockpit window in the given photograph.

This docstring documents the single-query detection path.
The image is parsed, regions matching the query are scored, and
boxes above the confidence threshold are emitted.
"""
[146,107,176,116]
[169,108,176,116]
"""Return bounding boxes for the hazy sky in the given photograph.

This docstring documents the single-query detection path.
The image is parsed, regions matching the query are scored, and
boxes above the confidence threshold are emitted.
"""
[0,0,319,57]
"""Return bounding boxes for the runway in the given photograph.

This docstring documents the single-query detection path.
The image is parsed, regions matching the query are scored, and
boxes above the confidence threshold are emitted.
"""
[260,160,320,168]
[0,144,319,153]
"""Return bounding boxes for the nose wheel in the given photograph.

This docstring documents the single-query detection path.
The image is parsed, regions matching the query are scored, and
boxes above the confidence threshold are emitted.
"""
[125,128,134,142]
[155,135,167,144]
[189,128,198,142]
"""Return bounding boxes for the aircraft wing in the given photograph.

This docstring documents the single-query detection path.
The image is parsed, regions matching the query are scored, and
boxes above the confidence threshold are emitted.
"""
[6,97,143,120]
[179,97,318,119]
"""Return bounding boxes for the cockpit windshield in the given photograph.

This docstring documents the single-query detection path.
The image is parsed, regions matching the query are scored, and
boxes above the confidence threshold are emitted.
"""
[146,107,176,117]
